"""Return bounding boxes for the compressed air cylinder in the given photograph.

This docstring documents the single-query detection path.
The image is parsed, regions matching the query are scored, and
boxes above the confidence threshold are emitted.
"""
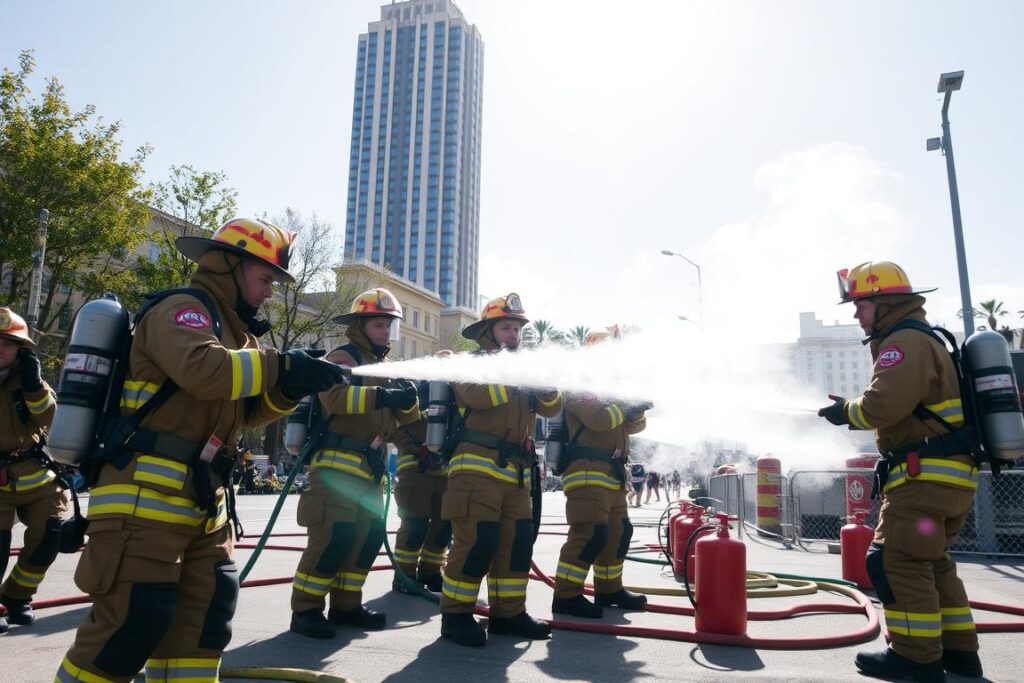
[283,396,312,456]
[48,295,129,465]
[424,381,452,452]
[964,330,1024,461]
[755,455,782,536]
[544,409,565,470]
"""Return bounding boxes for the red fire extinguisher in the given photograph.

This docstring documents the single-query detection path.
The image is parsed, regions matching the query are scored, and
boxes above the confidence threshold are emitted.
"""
[671,502,709,579]
[841,511,874,589]
[694,513,747,636]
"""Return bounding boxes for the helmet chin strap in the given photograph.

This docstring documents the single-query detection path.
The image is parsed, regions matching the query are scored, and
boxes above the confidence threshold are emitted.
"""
[223,253,272,336]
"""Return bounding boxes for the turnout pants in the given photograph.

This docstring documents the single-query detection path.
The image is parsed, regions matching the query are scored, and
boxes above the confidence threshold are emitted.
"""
[291,467,385,613]
[868,480,978,664]
[440,472,534,618]
[0,477,68,601]
[554,474,631,598]
[57,517,236,683]
[393,470,450,580]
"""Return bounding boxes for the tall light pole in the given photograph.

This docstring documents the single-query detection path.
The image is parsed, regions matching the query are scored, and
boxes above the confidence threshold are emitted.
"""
[26,208,49,341]
[661,249,703,330]
[927,70,974,339]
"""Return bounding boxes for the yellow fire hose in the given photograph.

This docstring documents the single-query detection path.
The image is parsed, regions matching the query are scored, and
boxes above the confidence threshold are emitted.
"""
[220,668,354,683]
[623,571,819,598]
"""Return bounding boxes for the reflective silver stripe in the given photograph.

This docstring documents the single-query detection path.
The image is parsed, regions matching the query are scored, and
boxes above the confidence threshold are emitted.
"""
[11,468,55,491]
[441,575,480,601]
[238,350,256,397]
[556,562,588,584]
[135,459,187,487]
[122,384,156,407]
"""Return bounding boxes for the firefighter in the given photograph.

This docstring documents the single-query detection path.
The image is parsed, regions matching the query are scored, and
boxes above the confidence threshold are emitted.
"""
[391,366,452,595]
[289,287,420,638]
[552,328,650,618]
[439,293,563,647]
[0,307,65,633]
[57,218,347,682]
[818,261,981,682]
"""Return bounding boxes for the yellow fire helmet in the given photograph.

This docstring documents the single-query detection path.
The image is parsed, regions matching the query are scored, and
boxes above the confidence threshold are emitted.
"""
[0,307,34,347]
[462,292,529,340]
[333,287,404,325]
[836,261,936,304]
[583,324,621,347]
[176,218,298,283]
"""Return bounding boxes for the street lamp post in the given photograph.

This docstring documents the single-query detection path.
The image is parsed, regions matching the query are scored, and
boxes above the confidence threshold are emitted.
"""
[661,249,703,330]
[928,70,974,339]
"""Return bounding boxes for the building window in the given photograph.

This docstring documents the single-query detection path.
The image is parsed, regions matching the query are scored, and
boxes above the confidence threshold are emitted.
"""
[425,315,431,333]
[413,310,419,328]
[412,339,418,357]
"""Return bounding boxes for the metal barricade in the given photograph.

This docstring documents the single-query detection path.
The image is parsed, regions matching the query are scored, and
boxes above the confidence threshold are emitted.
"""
[790,469,880,543]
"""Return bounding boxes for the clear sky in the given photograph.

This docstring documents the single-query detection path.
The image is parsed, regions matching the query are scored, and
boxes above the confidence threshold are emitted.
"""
[3,0,1023,342]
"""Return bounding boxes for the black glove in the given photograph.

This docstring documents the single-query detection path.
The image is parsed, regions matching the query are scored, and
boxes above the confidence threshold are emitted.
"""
[817,394,848,426]
[623,400,654,422]
[278,348,348,401]
[375,383,418,411]
[17,347,44,392]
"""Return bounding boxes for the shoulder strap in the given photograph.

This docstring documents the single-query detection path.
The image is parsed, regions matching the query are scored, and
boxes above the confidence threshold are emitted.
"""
[138,287,223,341]
[330,343,364,386]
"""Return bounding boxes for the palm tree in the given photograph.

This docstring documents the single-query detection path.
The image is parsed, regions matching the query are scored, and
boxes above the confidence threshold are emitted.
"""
[530,319,557,345]
[975,299,1008,331]
[568,325,591,347]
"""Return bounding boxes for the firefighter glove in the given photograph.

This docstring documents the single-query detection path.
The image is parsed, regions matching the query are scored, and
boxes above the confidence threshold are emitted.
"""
[624,400,654,422]
[375,384,418,411]
[817,395,848,426]
[278,348,348,401]
[17,347,44,392]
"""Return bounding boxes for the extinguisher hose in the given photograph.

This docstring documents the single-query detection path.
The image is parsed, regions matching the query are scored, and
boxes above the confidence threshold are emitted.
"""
[681,522,719,610]
[237,453,309,583]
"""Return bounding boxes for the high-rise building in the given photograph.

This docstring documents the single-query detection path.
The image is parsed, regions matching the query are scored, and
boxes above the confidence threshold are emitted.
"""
[344,0,483,309]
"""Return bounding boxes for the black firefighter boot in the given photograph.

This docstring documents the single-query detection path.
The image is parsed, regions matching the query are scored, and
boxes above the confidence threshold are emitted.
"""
[328,605,387,631]
[0,596,34,626]
[418,570,443,593]
[441,613,487,647]
[551,594,603,618]
[855,649,946,683]
[290,609,336,639]
[488,611,552,640]
[595,588,648,611]
[942,649,983,678]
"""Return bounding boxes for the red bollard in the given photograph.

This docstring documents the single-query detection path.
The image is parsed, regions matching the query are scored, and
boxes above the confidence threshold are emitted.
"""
[756,455,782,535]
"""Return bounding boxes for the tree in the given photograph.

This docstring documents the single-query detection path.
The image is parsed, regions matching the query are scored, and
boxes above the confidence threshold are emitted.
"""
[135,165,238,291]
[567,325,591,347]
[0,50,151,344]
[524,319,562,348]
[975,299,1008,332]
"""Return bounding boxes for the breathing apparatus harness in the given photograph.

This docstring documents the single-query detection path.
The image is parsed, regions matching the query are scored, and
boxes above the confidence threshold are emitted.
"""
[870,319,1006,497]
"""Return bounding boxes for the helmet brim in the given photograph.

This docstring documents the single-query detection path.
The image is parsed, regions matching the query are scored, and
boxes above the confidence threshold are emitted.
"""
[461,315,530,340]
[176,236,296,284]
[0,331,35,348]
[838,286,937,305]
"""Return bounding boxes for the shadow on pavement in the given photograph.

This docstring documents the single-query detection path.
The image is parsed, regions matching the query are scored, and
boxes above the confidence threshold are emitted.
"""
[690,643,766,673]
[383,629,530,682]
[535,627,645,681]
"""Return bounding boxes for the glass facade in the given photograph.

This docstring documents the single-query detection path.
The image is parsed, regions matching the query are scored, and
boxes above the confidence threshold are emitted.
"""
[343,0,483,308]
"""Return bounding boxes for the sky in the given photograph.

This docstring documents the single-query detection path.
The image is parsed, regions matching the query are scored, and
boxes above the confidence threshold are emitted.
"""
[3,0,1024,343]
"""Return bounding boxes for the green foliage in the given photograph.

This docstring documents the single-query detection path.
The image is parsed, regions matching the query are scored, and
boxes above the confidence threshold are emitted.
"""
[0,50,150,339]
[567,325,591,347]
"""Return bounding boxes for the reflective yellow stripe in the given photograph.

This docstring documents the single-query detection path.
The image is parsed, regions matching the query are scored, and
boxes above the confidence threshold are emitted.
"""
[924,398,965,426]
[6,467,56,493]
[292,570,332,596]
[120,380,161,410]
[311,450,374,481]
[487,384,509,406]
[11,565,44,588]
[262,392,294,415]
[205,494,228,533]
[144,657,221,683]
[421,549,445,564]
[562,469,622,492]
[393,548,420,565]
[332,571,368,592]
[134,455,188,491]
[25,391,55,414]
[396,453,418,472]
[448,453,530,485]
[345,386,369,414]
[56,656,117,683]
[941,606,975,631]
[229,349,263,399]
[883,458,979,492]
[555,561,589,585]
[605,404,624,429]
[87,484,212,527]
[847,399,873,430]
[442,573,480,602]
[537,392,561,408]
[487,577,528,598]
[593,563,624,580]
[885,609,942,638]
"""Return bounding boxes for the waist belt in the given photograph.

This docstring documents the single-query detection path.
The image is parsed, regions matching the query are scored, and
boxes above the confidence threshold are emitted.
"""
[561,446,626,482]
[459,430,530,465]
[317,432,386,481]
[125,429,202,465]
[885,430,970,462]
